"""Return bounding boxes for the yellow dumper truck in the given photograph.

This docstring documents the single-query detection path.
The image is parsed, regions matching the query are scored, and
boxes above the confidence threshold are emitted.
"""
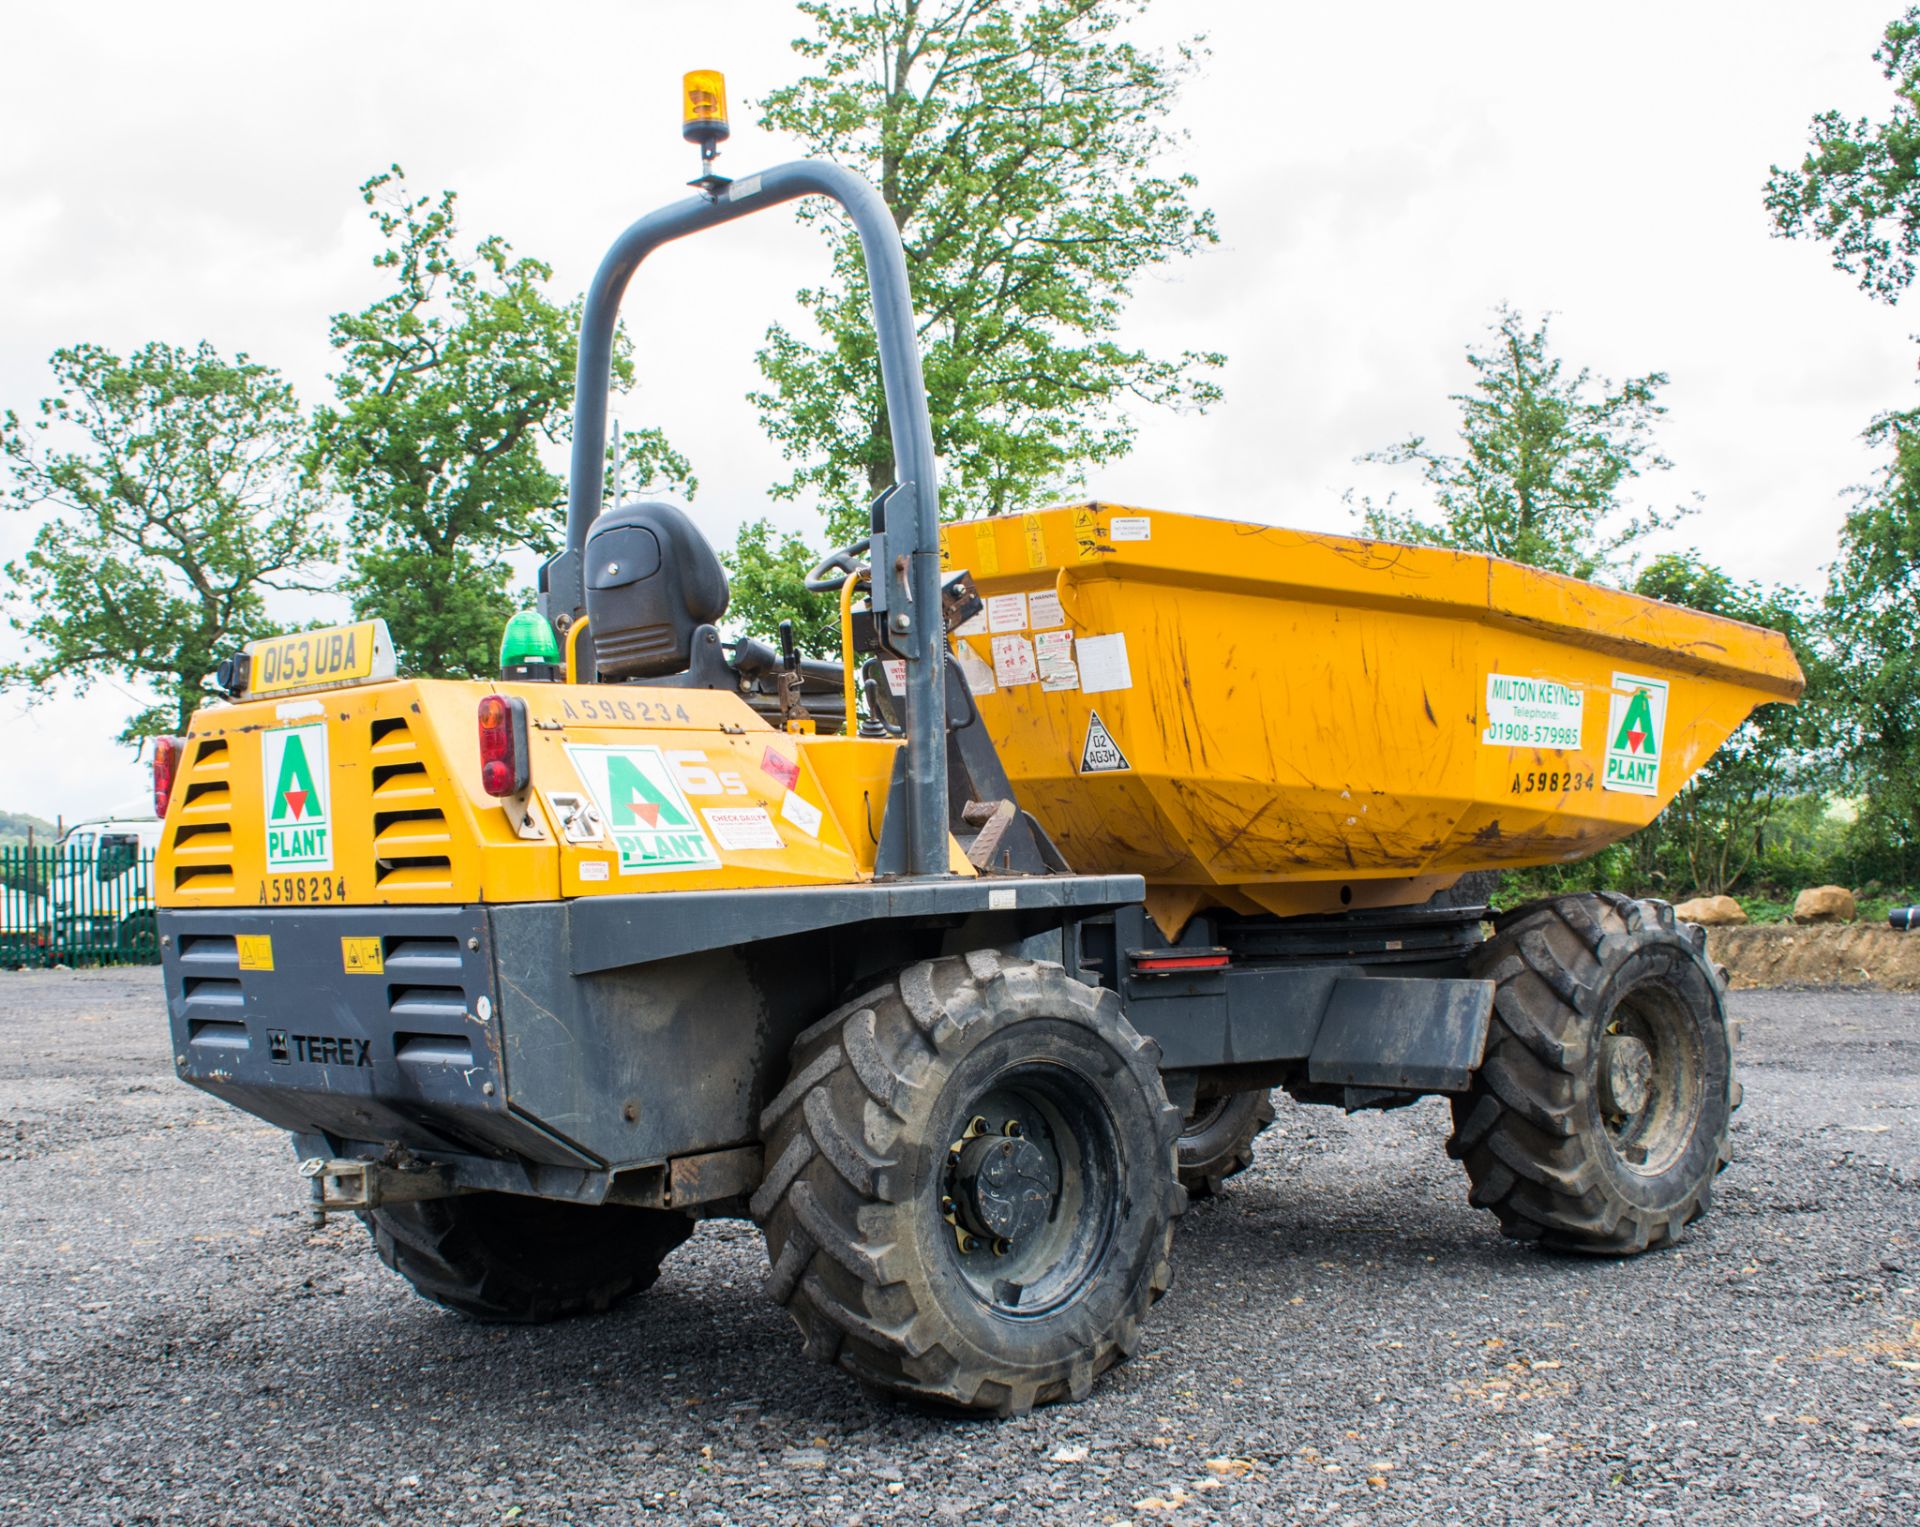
[154,117,1802,1415]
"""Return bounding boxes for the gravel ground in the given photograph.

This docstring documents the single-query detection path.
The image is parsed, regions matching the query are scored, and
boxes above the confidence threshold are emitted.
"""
[1,969,1916,1525]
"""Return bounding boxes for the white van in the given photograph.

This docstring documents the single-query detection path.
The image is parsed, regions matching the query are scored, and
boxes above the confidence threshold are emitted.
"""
[52,814,163,955]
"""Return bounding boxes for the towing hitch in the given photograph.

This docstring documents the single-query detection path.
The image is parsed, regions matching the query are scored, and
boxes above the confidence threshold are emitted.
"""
[300,1157,458,1228]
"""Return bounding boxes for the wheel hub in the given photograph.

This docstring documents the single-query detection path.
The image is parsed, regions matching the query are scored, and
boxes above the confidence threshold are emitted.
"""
[1600,1032,1655,1116]
[953,1132,1055,1247]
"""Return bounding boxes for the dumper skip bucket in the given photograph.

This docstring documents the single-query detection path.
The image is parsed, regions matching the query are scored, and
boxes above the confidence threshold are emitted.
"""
[939,505,1804,938]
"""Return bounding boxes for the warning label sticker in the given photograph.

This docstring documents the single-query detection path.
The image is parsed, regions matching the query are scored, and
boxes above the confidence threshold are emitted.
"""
[986,592,1029,632]
[340,936,383,975]
[1035,629,1078,691]
[1076,632,1132,695]
[703,806,785,852]
[954,642,997,695]
[1023,515,1049,568]
[1073,506,1106,561]
[1079,710,1131,773]
[1602,672,1670,796]
[992,633,1039,686]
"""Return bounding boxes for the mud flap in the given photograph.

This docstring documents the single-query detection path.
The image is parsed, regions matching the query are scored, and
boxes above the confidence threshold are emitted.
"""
[1305,976,1494,1093]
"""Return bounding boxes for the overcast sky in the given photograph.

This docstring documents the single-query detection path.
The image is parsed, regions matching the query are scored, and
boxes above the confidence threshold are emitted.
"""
[0,0,1910,822]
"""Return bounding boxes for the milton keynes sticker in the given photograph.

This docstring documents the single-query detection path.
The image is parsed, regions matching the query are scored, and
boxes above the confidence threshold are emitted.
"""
[1481,672,1584,751]
[1602,672,1669,796]
[1079,710,1131,773]
[262,723,333,871]
[565,744,720,874]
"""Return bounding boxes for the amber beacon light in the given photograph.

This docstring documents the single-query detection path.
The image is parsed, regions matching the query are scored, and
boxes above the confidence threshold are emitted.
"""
[682,69,730,144]
[682,69,732,195]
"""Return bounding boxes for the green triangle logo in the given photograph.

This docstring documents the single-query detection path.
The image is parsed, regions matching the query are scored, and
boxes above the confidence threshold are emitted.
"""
[271,733,321,822]
[605,753,690,829]
[1611,687,1657,756]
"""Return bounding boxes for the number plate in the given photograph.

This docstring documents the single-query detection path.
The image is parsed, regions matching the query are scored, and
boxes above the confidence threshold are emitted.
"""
[248,620,396,699]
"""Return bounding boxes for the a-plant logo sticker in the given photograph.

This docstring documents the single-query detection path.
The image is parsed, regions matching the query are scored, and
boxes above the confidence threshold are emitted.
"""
[262,723,333,870]
[1602,672,1669,796]
[565,744,719,875]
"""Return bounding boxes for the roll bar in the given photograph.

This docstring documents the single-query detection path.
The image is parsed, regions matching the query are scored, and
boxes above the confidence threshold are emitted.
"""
[538,162,951,879]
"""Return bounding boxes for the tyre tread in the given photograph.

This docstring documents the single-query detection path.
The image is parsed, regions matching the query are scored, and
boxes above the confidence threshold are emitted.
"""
[1447,894,1734,1255]
[754,955,1181,1415]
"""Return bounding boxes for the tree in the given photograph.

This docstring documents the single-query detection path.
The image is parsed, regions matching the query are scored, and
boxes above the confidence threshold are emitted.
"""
[1823,412,1920,881]
[723,519,843,656]
[1764,7,1920,302]
[0,341,336,743]
[314,168,691,679]
[1765,8,1920,884]
[1353,307,1691,583]
[751,0,1223,546]
[1628,553,1827,896]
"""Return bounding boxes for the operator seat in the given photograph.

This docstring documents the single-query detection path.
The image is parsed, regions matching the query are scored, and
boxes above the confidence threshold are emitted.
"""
[583,499,730,679]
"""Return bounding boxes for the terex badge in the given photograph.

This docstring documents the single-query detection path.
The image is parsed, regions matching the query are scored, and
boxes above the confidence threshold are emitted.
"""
[262,722,333,871]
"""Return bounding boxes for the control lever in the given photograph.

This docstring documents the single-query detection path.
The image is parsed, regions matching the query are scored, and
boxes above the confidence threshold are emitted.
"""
[776,619,815,730]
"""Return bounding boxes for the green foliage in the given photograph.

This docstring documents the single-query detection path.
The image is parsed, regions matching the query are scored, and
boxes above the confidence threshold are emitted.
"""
[1822,410,1920,882]
[1495,848,1627,908]
[1764,7,1920,302]
[1624,552,1829,896]
[0,810,57,848]
[313,168,691,678]
[0,341,336,741]
[1354,306,1691,583]
[722,519,843,657]
[751,0,1223,544]
[1762,11,1920,886]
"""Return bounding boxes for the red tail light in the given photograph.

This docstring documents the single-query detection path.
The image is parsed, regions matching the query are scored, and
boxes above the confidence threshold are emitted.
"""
[478,694,530,797]
[153,735,185,818]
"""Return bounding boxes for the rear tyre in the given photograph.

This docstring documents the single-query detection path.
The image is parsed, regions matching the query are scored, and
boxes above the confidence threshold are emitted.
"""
[1177,1089,1276,1197]
[366,1193,693,1323]
[1447,893,1734,1255]
[753,951,1183,1416]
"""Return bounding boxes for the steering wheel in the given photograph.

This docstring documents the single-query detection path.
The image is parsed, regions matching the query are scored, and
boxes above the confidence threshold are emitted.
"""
[805,537,872,593]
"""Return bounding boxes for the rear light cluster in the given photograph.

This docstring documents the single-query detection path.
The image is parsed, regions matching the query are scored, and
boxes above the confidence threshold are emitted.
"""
[477,695,530,797]
[1132,951,1231,974]
[153,735,185,818]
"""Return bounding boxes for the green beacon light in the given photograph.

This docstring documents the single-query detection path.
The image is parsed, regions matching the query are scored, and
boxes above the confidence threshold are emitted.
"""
[500,610,563,683]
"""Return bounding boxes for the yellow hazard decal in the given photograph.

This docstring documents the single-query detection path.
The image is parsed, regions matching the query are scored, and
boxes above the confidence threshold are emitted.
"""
[236,934,274,972]
[1073,506,1107,560]
[340,936,384,975]
[1023,515,1048,569]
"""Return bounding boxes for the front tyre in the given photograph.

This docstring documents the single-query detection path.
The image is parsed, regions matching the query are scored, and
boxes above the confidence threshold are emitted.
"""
[753,951,1183,1416]
[1448,893,1734,1254]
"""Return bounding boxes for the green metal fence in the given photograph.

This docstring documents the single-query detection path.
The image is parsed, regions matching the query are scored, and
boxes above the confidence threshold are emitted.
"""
[0,840,159,968]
